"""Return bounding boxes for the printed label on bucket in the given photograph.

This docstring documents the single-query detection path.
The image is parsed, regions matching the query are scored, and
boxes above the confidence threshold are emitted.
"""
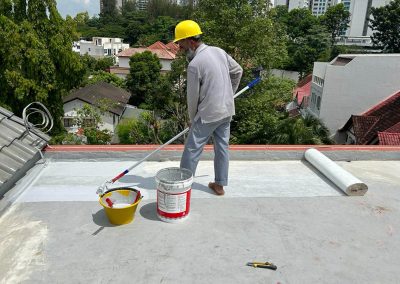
[157,191,187,213]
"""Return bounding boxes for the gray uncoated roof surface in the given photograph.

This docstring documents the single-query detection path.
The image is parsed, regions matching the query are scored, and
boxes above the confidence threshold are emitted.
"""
[0,148,400,283]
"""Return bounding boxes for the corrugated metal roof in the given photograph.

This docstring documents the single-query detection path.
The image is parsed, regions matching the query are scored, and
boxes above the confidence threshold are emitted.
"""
[0,106,50,197]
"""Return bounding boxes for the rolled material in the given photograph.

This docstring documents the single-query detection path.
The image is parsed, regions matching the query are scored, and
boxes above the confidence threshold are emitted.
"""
[304,148,368,196]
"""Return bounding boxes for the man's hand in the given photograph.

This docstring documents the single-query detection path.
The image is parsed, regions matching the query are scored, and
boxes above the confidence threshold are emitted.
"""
[188,122,192,128]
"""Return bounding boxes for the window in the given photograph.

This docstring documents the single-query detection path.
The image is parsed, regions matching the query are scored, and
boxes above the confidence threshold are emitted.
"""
[311,92,316,105]
[317,96,321,110]
[63,118,74,127]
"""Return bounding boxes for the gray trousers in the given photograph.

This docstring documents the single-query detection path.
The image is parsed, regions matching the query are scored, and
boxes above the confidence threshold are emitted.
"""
[180,116,231,186]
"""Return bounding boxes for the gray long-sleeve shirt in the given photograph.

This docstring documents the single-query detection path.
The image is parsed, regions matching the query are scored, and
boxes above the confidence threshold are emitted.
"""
[186,44,243,124]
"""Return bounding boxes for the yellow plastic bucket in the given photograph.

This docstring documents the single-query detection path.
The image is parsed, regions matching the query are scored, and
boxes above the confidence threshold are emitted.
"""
[99,188,142,225]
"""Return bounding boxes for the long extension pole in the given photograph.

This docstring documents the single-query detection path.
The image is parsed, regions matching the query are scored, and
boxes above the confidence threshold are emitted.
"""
[97,77,261,194]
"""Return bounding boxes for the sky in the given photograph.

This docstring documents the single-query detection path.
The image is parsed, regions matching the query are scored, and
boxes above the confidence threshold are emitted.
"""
[56,0,100,18]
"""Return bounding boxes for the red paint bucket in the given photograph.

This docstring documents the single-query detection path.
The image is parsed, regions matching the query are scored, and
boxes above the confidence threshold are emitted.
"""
[155,167,193,223]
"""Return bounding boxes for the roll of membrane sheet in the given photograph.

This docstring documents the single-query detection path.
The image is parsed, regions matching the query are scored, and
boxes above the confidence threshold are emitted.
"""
[304,148,368,196]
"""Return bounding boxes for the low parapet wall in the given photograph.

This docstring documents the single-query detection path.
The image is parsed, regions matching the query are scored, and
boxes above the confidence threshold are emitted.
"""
[44,145,400,161]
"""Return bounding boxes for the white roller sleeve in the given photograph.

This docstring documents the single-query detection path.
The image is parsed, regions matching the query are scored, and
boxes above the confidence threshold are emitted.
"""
[304,148,368,196]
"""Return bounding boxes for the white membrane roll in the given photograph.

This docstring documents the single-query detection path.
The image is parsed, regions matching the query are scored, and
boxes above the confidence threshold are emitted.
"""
[304,148,368,196]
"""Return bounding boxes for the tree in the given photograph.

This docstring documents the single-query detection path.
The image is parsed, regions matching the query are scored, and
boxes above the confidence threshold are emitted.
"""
[271,115,332,144]
[369,0,400,53]
[126,51,162,106]
[288,26,331,78]
[74,11,89,25]
[74,103,112,145]
[0,0,86,134]
[285,8,318,40]
[194,0,287,71]
[138,16,176,44]
[14,0,27,22]
[231,77,295,144]
[82,71,126,89]
[320,3,350,45]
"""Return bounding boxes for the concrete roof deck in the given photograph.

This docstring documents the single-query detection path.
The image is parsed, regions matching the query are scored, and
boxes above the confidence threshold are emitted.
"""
[1,145,400,283]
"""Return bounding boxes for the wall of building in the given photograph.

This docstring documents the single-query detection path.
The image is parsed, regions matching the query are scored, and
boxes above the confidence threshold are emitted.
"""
[118,56,172,71]
[307,55,400,135]
[307,62,327,117]
[63,100,119,134]
[79,42,104,57]
[342,0,390,38]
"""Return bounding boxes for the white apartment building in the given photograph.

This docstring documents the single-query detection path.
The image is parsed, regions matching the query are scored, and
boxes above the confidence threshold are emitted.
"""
[339,0,391,43]
[311,0,340,15]
[273,0,310,10]
[306,54,400,139]
[289,0,310,10]
[73,37,130,61]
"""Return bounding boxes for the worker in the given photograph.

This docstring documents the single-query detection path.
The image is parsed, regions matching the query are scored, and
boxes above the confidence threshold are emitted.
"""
[174,20,243,196]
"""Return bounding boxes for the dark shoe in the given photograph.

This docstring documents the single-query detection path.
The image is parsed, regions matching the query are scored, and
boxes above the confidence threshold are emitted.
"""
[208,182,225,196]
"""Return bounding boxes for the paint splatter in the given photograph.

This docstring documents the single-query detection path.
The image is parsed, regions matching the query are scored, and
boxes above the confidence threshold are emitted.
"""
[0,205,48,283]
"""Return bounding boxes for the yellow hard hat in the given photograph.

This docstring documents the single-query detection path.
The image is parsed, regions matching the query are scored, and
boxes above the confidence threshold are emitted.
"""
[174,20,203,42]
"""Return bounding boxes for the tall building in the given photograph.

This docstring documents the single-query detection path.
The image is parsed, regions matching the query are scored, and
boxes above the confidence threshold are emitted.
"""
[273,0,310,10]
[341,0,391,38]
[100,0,133,13]
[289,0,310,10]
[311,0,341,16]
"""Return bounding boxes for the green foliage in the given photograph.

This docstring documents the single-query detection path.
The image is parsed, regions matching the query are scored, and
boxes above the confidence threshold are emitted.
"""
[73,11,89,25]
[272,6,332,76]
[126,51,162,106]
[194,0,287,70]
[75,0,190,45]
[84,128,111,144]
[231,77,331,144]
[231,77,295,144]
[137,16,176,45]
[287,26,331,78]
[320,3,350,45]
[117,111,162,144]
[270,115,332,145]
[81,55,114,72]
[285,8,318,40]
[369,0,400,53]
[82,71,126,89]
[50,132,85,145]
[74,103,103,129]
[0,2,86,134]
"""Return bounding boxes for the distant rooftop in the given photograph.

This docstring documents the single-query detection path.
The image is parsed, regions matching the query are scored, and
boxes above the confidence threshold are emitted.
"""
[63,82,131,116]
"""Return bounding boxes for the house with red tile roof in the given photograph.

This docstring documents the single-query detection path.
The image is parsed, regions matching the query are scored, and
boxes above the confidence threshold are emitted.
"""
[109,41,178,78]
[286,74,312,117]
[337,90,400,145]
[306,54,400,138]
